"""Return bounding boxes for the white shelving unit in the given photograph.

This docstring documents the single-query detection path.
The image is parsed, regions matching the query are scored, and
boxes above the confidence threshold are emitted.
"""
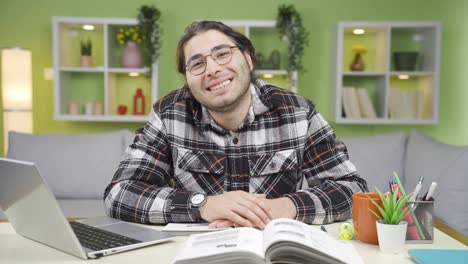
[334,21,441,124]
[52,16,158,122]
[221,20,298,93]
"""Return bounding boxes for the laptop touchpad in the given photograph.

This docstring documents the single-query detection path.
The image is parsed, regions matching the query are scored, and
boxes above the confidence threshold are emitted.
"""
[99,223,174,241]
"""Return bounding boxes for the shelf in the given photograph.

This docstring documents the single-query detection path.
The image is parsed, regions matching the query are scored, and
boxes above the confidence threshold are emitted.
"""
[108,67,150,73]
[256,69,288,75]
[53,16,159,122]
[60,66,105,72]
[334,21,441,124]
[222,20,297,93]
[335,117,437,125]
[56,114,148,122]
[342,71,386,76]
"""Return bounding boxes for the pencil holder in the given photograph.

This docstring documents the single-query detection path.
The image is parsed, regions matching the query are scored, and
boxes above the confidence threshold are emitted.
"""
[405,200,434,243]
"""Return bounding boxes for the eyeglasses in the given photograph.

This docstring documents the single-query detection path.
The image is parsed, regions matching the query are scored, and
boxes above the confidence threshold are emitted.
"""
[185,45,239,76]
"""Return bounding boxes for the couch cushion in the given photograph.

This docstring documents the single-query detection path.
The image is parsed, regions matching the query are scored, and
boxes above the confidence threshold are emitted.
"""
[405,131,468,235]
[7,130,133,199]
[341,132,408,192]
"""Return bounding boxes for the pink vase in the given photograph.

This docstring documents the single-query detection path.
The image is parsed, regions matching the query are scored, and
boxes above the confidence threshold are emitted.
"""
[121,41,143,68]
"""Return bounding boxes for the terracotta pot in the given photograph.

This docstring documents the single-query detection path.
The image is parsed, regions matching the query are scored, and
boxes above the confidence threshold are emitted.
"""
[352,192,382,244]
[80,55,93,67]
[121,41,142,68]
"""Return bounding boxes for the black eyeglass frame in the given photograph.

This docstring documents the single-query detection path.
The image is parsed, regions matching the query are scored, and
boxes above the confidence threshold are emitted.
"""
[185,45,239,76]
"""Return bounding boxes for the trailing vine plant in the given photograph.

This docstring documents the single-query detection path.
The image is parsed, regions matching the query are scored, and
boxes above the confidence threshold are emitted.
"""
[276,4,309,72]
[138,5,161,72]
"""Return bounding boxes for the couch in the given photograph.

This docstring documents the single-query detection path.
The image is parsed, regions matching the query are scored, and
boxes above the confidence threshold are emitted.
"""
[0,130,134,219]
[1,130,466,236]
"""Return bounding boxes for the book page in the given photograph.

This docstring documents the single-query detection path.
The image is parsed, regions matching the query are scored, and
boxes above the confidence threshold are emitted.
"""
[162,223,230,232]
[172,227,264,263]
[263,219,363,264]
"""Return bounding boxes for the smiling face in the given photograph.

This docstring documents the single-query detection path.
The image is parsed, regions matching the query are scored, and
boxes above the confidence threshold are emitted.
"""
[183,30,254,113]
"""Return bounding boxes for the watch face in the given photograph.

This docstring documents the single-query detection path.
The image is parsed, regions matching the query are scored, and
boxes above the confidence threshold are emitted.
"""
[191,193,206,206]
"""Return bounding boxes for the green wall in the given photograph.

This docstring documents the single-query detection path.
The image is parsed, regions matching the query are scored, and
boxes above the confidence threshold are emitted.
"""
[1,0,468,153]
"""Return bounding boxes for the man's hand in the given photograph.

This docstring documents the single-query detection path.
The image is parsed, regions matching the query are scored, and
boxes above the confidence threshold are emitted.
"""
[200,191,272,229]
[206,196,297,229]
[262,197,297,219]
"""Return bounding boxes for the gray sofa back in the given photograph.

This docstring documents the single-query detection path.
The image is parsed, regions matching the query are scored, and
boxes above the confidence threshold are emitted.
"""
[6,130,134,199]
[343,131,468,235]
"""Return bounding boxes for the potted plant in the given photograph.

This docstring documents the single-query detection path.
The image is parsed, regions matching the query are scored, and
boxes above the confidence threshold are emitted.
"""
[367,187,409,253]
[276,4,309,73]
[80,39,93,67]
[138,5,161,75]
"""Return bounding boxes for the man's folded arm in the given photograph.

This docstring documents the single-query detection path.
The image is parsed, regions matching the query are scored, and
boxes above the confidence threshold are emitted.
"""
[103,111,198,224]
[285,112,368,225]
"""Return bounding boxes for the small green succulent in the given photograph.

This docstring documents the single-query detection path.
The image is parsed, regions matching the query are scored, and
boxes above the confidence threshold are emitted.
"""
[367,187,409,225]
[80,39,92,56]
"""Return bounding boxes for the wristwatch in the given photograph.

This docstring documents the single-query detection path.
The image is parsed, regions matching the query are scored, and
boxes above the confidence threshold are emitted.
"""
[190,192,207,220]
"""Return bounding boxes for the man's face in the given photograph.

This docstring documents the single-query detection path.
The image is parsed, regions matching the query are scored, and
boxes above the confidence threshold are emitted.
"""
[183,30,253,113]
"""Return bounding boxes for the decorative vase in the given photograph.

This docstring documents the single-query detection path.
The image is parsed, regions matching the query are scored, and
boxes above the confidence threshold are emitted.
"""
[133,88,146,115]
[122,41,143,68]
[393,52,419,71]
[376,220,408,254]
[80,55,93,67]
[350,52,365,71]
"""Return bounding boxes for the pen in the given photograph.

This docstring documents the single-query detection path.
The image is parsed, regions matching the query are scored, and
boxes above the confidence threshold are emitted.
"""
[393,171,425,240]
[424,182,437,201]
[320,225,327,232]
[409,176,424,202]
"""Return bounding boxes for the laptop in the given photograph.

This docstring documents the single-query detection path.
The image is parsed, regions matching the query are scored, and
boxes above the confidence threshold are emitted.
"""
[0,157,176,259]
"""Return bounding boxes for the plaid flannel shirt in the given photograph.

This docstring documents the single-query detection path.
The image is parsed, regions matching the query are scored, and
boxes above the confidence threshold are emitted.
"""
[104,79,367,224]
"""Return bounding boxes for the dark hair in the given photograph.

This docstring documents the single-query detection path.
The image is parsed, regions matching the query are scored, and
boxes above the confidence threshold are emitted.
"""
[176,21,256,75]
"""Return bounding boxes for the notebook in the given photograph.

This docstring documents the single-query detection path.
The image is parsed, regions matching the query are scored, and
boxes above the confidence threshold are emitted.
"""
[0,157,176,259]
[408,249,468,264]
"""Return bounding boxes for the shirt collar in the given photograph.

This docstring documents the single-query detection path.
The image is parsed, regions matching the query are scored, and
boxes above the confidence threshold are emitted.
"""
[196,81,271,133]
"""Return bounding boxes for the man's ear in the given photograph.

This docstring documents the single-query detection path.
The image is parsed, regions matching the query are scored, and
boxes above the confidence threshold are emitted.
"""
[243,50,254,71]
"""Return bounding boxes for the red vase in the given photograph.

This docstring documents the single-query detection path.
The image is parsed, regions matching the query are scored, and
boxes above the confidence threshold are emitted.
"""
[133,88,145,115]
[122,41,142,68]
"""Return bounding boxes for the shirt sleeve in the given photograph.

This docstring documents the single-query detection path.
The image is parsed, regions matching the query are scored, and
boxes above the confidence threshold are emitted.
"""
[103,109,199,224]
[284,110,368,224]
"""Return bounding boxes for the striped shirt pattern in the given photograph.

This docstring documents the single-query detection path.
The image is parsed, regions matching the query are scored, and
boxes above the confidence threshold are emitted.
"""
[104,79,367,224]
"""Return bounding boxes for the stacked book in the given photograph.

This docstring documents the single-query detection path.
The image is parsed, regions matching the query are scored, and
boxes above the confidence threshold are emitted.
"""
[342,87,377,119]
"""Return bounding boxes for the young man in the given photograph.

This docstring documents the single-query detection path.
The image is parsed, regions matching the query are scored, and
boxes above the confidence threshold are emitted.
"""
[104,21,367,229]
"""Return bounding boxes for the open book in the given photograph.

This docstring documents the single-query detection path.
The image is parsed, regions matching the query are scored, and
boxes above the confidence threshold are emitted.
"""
[171,218,363,264]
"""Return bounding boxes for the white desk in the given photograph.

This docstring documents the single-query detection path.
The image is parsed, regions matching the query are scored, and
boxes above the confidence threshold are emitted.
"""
[0,222,466,263]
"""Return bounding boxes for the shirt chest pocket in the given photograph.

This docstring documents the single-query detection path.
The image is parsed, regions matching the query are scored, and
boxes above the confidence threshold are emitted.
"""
[248,149,301,197]
[174,147,226,193]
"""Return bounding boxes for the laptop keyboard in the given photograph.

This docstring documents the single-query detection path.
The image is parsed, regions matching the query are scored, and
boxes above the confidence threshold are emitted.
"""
[70,221,142,251]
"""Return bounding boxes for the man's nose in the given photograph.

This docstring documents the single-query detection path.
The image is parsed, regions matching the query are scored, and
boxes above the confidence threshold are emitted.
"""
[205,56,221,76]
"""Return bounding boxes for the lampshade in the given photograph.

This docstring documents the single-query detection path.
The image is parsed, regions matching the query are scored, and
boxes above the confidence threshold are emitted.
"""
[1,48,32,110]
[1,48,33,154]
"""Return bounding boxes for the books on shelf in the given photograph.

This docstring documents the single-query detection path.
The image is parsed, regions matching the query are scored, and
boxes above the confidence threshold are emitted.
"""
[342,87,361,118]
[342,87,377,119]
[356,88,377,118]
[389,87,425,119]
[171,218,364,264]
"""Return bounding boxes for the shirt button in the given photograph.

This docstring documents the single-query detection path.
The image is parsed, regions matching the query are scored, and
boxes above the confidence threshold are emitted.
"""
[232,137,239,144]
[270,162,277,169]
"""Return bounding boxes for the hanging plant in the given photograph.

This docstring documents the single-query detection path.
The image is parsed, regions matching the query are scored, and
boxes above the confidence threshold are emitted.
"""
[137,5,161,70]
[276,4,309,72]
